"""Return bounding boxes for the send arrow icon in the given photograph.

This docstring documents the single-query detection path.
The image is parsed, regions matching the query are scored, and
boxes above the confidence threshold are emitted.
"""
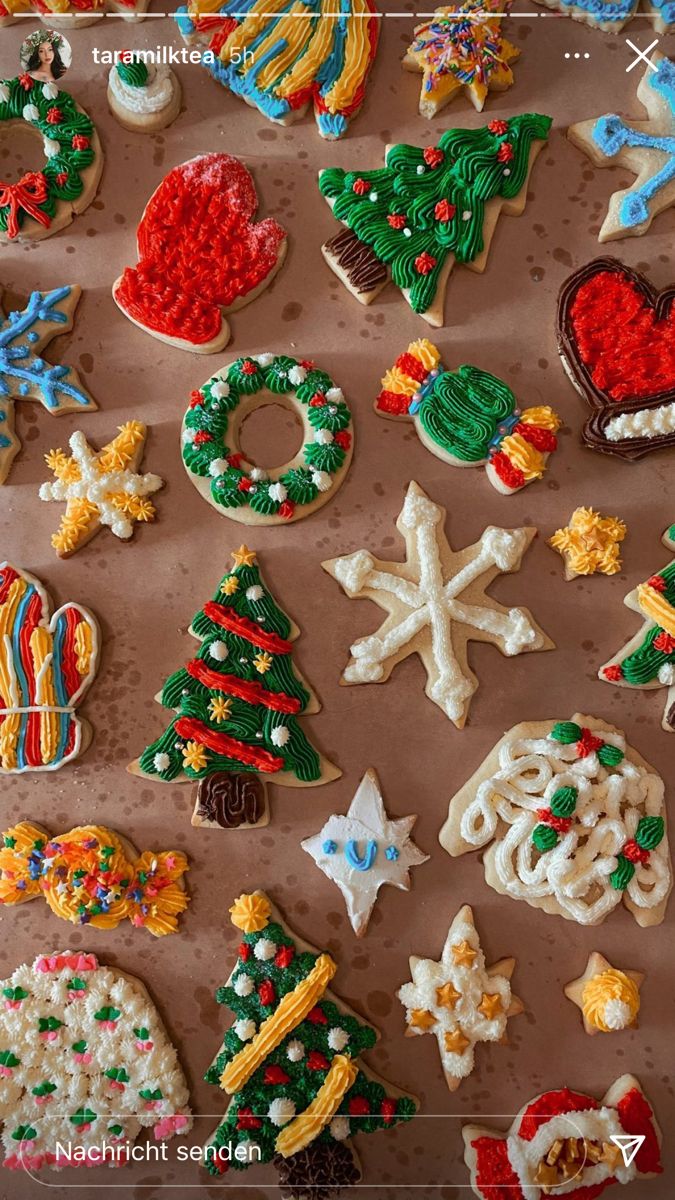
[610,1134,645,1167]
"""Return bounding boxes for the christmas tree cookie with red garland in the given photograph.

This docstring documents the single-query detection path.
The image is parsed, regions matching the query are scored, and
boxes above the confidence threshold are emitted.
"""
[463,1075,662,1199]
[129,546,340,828]
[0,64,102,242]
[182,353,353,525]
[202,891,417,1194]
[113,154,287,354]
[440,714,672,926]
[0,950,191,1171]
[601,523,675,731]
[318,114,551,325]
[376,339,560,494]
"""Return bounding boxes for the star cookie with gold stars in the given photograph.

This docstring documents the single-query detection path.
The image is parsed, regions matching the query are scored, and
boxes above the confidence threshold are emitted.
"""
[565,951,644,1036]
[397,904,522,1091]
[549,506,627,579]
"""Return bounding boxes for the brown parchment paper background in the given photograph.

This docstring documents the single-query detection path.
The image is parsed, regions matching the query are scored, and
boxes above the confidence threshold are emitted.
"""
[0,5,674,1197]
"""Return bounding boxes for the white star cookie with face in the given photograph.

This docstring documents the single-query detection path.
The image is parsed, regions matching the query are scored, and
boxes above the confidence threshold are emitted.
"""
[301,768,428,937]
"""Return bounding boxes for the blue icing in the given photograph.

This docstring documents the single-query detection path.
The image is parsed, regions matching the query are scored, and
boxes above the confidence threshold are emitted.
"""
[322,839,337,855]
[174,5,194,35]
[51,612,71,766]
[344,839,378,871]
[385,846,400,861]
[12,584,34,771]
[557,0,635,21]
[592,58,675,230]
[317,111,348,138]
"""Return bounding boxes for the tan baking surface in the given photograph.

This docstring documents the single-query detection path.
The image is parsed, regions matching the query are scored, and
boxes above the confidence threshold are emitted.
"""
[0,6,674,1197]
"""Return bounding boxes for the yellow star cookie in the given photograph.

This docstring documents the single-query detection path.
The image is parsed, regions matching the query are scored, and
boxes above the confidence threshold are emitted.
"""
[549,506,627,579]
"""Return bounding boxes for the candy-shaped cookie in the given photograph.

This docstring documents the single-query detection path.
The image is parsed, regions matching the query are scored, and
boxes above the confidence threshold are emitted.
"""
[0,72,102,241]
[113,154,287,353]
[440,714,672,925]
[182,353,353,525]
[557,258,675,460]
[318,114,551,324]
[177,0,379,140]
[0,563,99,774]
[568,54,675,240]
[376,338,560,493]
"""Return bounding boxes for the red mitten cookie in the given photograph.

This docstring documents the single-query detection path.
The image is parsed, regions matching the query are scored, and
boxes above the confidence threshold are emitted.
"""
[113,153,287,354]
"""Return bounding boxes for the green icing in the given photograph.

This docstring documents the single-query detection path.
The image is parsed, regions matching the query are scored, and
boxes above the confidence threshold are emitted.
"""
[418,365,515,461]
[635,815,664,850]
[116,58,150,88]
[616,623,675,685]
[532,824,558,852]
[319,114,552,314]
[610,855,635,891]
[549,786,577,818]
[549,721,581,745]
[597,743,624,767]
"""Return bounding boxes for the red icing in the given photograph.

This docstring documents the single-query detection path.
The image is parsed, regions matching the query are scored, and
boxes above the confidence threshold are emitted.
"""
[174,716,284,773]
[264,1065,290,1085]
[490,450,525,491]
[603,664,623,682]
[239,942,251,962]
[518,1088,599,1140]
[434,199,456,222]
[488,119,509,135]
[348,1096,370,1116]
[307,1005,327,1025]
[114,154,286,348]
[307,1050,330,1071]
[396,352,427,383]
[414,251,437,274]
[236,1107,262,1131]
[471,1135,524,1200]
[423,147,444,168]
[274,945,294,968]
[576,729,603,758]
[381,1098,397,1124]
[497,142,514,163]
[202,602,292,655]
[278,500,295,520]
[186,659,301,713]
[258,980,275,1007]
[387,213,407,230]
[537,808,572,834]
[622,839,650,864]
[376,389,412,415]
[617,1087,662,1175]
[654,631,675,652]
[352,178,369,195]
[516,422,558,452]
[569,270,675,402]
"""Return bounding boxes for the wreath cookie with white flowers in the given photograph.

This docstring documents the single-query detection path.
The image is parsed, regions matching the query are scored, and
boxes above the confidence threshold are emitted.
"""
[181,354,354,525]
[0,71,102,241]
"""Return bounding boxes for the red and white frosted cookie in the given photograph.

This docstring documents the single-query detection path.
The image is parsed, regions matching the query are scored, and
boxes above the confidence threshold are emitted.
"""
[112,154,287,354]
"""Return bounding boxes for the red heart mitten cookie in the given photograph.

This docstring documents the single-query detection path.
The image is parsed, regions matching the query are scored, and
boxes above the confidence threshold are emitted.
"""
[113,154,287,354]
[557,257,675,459]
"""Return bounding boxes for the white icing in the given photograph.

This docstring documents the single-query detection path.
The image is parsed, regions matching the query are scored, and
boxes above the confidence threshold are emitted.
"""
[504,1105,637,1196]
[268,483,287,503]
[330,1115,350,1141]
[314,429,334,445]
[210,380,230,399]
[22,104,39,122]
[311,470,332,492]
[325,387,344,404]
[38,431,163,542]
[209,640,228,661]
[270,725,290,747]
[234,1019,256,1041]
[250,467,267,482]
[153,752,170,772]
[268,1097,296,1126]
[233,973,254,998]
[605,400,675,442]
[41,82,58,101]
[43,136,60,158]
[245,585,263,601]
[286,1039,304,1062]
[302,769,428,937]
[331,483,545,724]
[254,353,274,367]
[327,1027,349,1051]
[658,662,675,685]
[209,458,228,477]
[397,911,512,1081]
[288,365,306,386]
[253,938,276,962]
[0,83,10,104]
[603,998,632,1030]
[457,724,671,925]
[108,62,176,116]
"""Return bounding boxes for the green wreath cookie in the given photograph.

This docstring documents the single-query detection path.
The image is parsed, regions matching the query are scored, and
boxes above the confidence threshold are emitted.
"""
[0,74,102,241]
[181,353,354,525]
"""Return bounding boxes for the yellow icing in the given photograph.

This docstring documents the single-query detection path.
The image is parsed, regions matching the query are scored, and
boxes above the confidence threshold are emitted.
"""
[275,1,337,100]
[322,0,372,113]
[581,968,640,1033]
[520,406,562,433]
[274,1054,358,1157]
[0,577,26,770]
[637,583,675,638]
[549,507,627,577]
[230,891,272,933]
[220,953,337,1093]
[219,0,288,66]
[500,433,546,481]
[30,625,58,765]
[74,621,92,677]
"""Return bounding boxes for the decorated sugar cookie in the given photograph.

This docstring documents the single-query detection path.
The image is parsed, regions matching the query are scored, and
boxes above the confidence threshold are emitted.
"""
[463,1075,662,1199]
[564,952,644,1035]
[600,524,675,732]
[376,339,560,493]
[318,114,551,324]
[0,286,96,485]
[568,54,675,241]
[202,891,417,1187]
[549,507,627,579]
[39,421,164,557]
[301,769,429,937]
[0,821,189,936]
[0,1,153,27]
[558,259,675,460]
[0,564,99,774]
[0,72,102,241]
[535,0,674,35]
[177,0,379,140]
[183,354,353,525]
[322,482,553,729]
[440,714,672,926]
[403,2,520,116]
[108,51,181,132]
[113,154,287,354]
[0,950,191,1171]
[397,905,522,1092]
[129,546,340,828]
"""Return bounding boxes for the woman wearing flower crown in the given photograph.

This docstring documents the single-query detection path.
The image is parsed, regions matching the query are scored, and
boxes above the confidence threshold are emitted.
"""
[22,30,68,83]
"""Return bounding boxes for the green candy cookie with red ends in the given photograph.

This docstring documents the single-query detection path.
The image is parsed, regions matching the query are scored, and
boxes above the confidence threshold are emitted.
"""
[318,113,552,326]
[0,73,102,242]
[181,353,354,525]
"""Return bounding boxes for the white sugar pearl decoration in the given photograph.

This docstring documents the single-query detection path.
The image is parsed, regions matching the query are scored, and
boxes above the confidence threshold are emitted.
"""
[403,227,412,238]
[254,353,274,367]
[330,1116,350,1141]
[268,1097,296,1127]
[328,1027,349,1051]
[369,191,378,202]
[286,1039,304,1062]
[314,429,334,445]
[42,82,58,100]
[209,640,228,661]
[23,104,40,122]
[271,726,290,748]
[233,974,254,997]
[268,482,287,503]
[311,470,332,493]
[416,165,425,175]
[43,136,61,158]
[462,211,472,221]
[211,380,230,399]
[253,937,276,961]
[288,365,307,386]
[503,168,511,176]
[153,752,170,772]
[208,458,228,477]
[250,467,267,482]
[246,585,263,601]
[234,1019,256,1041]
